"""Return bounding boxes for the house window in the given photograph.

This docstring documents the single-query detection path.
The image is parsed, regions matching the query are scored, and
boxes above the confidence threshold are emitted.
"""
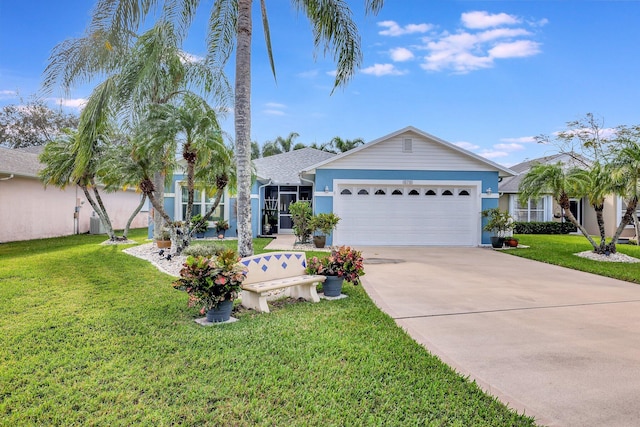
[515,197,545,222]
[340,189,352,195]
[425,189,437,196]
[403,138,413,153]
[182,187,224,221]
[442,190,453,196]
[408,189,419,196]
[375,189,386,195]
[358,189,369,195]
[392,189,403,195]
[459,190,470,196]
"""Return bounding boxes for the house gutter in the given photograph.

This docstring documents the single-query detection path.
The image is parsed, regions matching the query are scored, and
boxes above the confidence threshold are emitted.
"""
[257,180,273,235]
[299,173,316,211]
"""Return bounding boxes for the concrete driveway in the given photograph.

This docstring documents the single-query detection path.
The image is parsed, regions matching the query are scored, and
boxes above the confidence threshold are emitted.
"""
[359,247,640,427]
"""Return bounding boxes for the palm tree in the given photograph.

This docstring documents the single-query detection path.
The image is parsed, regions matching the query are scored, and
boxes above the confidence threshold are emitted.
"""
[261,132,301,157]
[46,0,385,256]
[330,136,365,153]
[519,162,600,251]
[38,130,122,240]
[43,20,230,240]
[135,92,234,253]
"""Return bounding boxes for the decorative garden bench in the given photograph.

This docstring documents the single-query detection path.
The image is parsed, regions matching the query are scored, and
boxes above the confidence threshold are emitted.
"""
[240,252,326,313]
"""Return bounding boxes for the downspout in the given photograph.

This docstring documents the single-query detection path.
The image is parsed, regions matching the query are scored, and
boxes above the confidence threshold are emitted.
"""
[257,180,273,235]
[0,174,14,181]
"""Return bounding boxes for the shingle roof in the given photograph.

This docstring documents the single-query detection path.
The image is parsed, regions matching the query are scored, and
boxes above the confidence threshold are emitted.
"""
[252,148,335,184]
[0,146,42,178]
[499,153,584,193]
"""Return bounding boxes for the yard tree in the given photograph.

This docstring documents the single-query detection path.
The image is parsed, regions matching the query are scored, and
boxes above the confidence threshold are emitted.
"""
[329,136,365,153]
[519,162,601,252]
[134,91,235,254]
[0,98,78,148]
[71,0,386,256]
[43,20,229,241]
[261,132,305,157]
[38,129,131,242]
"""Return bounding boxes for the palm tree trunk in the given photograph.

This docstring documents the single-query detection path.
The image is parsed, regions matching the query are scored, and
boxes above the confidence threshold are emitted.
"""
[152,171,165,240]
[608,196,639,253]
[558,195,599,251]
[123,193,147,239]
[235,0,254,258]
[594,204,606,251]
[89,178,117,240]
[80,185,116,240]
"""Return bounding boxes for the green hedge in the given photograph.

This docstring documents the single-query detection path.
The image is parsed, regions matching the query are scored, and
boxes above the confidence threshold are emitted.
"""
[514,221,577,234]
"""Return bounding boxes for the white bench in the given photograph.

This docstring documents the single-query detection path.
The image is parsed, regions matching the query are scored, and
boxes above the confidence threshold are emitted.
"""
[240,252,326,313]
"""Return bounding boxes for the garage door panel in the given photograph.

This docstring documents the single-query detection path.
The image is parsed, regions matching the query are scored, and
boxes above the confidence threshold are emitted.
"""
[335,184,478,246]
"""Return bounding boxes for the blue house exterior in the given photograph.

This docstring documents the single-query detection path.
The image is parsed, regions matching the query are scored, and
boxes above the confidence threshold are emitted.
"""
[156,126,513,246]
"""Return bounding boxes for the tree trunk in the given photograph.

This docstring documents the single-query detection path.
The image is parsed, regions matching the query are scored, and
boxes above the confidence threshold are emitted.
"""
[558,194,599,251]
[123,193,147,239]
[235,0,254,257]
[607,196,639,254]
[91,178,118,241]
[594,204,606,252]
[152,171,165,240]
[79,185,115,240]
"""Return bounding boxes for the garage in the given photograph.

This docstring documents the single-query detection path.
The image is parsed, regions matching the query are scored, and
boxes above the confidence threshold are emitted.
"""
[333,182,480,246]
[299,126,514,247]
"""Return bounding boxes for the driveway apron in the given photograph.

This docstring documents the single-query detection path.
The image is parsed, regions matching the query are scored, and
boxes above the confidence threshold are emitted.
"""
[360,247,640,427]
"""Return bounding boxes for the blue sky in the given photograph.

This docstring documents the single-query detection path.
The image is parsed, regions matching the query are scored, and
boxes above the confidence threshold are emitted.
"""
[1,0,639,166]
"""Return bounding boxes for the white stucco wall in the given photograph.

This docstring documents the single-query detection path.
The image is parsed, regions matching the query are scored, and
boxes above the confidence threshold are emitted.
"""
[0,176,148,243]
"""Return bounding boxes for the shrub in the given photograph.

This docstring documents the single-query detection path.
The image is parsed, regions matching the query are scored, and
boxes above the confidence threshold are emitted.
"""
[183,242,228,258]
[289,201,313,243]
[513,221,577,234]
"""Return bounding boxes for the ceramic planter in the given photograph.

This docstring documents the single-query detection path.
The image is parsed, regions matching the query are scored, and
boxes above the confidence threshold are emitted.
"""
[205,299,234,322]
[322,275,343,297]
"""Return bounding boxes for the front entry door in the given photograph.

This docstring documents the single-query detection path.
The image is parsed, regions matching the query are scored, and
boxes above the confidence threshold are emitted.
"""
[569,199,582,225]
[279,192,297,233]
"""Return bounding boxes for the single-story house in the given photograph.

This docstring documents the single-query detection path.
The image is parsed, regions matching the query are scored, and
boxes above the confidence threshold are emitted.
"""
[159,126,515,246]
[0,146,148,243]
[254,126,514,246]
[498,153,636,238]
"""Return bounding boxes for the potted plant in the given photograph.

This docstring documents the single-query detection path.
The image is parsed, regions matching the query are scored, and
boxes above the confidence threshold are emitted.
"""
[309,212,341,248]
[155,229,172,249]
[215,219,229,239]
[172,249,248,323]
[504,236,519,248]
[190,214,209,238]
[289,200,313,244]
[481,208,514,248]
[306,246,364,297]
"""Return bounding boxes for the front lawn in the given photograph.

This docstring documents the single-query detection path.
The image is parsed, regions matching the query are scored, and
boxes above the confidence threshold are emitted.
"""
[506,234,640,284]
[0,229,534,426]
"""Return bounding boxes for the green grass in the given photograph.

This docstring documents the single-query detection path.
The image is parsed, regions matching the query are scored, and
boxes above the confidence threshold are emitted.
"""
[0,230,534,426]
[505,234,640,284]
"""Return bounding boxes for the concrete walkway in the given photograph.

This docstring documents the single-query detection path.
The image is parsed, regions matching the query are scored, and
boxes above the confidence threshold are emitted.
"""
[359,247,640,427]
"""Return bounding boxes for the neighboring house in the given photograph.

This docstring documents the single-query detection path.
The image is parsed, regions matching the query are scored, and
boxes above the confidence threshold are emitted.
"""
[160,126,514,246]
[0,146,147,243]
[498,153,635,238]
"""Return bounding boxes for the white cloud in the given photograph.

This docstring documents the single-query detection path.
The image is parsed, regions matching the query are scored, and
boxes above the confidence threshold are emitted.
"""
[0,90,18,99]
[489,40,541,58]
[454,141,480,151]
[297,69,319,78]
[461,11,520,29]
[263,102,286,116]
[500,136,537,143]
[418,12,543,74]
[49,97,87,109]
[494,143,525,151]
[378,20,431,37]
[178,51,204,64]
[390,47,414,62]
[480,150,509,159]
[361,63,407,76]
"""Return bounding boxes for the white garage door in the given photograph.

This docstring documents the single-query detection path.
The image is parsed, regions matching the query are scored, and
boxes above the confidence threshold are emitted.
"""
[334,183,479,246]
